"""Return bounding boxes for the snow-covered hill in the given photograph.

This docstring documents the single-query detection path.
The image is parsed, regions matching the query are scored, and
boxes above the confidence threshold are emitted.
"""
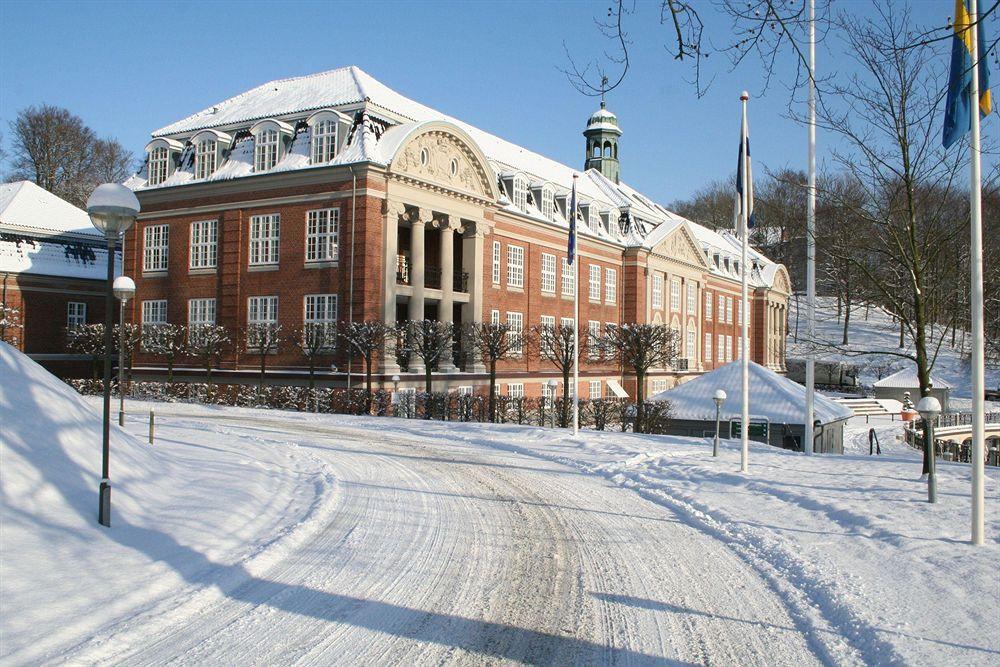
[787,295,1000,398]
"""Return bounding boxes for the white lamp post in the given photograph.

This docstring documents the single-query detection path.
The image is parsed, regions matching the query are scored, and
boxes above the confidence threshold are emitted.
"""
[548,378,559,428]
[713,389,727,457]
[87,184,140,528]
[917,395,942,504]
[113,276,135,427]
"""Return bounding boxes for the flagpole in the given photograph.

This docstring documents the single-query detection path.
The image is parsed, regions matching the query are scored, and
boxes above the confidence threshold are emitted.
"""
[804,0,816,456]
[572,174,580,436]
[968,0,985,546]
[740,91,750,474]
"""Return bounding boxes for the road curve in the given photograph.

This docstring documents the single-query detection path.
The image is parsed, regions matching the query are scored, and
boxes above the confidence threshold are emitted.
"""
[77,414,821,665]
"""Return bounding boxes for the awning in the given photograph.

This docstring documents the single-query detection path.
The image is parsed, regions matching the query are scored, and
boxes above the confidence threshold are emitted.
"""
[606,379,629,398]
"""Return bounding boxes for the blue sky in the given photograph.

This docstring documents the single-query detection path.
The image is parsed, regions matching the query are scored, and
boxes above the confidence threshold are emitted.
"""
[0,0,988,203]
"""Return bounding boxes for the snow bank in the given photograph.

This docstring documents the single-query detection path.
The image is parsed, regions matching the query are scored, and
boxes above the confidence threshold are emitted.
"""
[0,343,336,663]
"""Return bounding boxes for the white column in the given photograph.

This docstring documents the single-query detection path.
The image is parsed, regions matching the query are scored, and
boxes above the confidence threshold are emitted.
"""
[381,201,403,374]
[463,222,487,374]
[439,218,458,372]
[408,211,427,373]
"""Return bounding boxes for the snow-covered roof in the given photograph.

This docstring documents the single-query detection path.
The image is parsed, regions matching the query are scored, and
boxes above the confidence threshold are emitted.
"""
[873,367,953,390]
[650,360,854,425]
[0,236,119,280]
[136,66,782,286]
[0,181,98,239]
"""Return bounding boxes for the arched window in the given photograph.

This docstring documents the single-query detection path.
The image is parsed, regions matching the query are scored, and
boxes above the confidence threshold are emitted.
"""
[311,119,338,164]
[613,142,618,159]
[148,147,169,186]
[541,185,555,220]
[603,140,612,157]
[195,139,217,179]
[592,143,600,158]
[254,129,279,171]
[512,174,528,211]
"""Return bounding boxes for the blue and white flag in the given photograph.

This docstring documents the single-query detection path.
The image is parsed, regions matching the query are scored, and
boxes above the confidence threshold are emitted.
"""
[568,175,578,264]
[734,113,756,235]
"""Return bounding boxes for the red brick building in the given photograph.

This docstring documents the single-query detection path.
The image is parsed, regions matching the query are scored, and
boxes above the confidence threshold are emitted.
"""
[124,66,789,398]
[0,181,119,376]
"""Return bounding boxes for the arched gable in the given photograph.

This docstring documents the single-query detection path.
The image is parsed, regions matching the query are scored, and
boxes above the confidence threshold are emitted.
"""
[385,121,498,201]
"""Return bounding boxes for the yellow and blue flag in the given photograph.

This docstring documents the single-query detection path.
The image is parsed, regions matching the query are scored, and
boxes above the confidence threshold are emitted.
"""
[943,0,992,148]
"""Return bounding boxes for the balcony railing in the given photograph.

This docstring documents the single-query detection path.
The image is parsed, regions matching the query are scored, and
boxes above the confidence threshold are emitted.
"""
[396,255,469,292]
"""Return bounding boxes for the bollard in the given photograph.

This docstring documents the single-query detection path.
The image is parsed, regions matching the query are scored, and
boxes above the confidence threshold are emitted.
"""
[148,409,155,445]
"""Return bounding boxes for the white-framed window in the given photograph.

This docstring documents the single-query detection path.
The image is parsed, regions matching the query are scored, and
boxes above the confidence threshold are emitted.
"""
[704,333,712,362]
[560,316,575,329]
[306,208,339,262]
[541,186,555,220]
[541,381,556,405]
[726,335,733,361]
[195,140,216,179]
[652,379,668,394]
[588,320,601,359]
[492,241,501,285]
[717,334,725,362]
[248,295,278,325]
[686,329,696,358]
[540,253,556,293]
[143,224,169,272]
[67,302,87,329]
[491,309,500,325]
[561,258,575,296]
[687,282,697,314]
[705,291,713,320]
[589,207,601,233]
[589,380,602,399]
[589,264,601,301]
[188,298,216,328]
[605,267,617,303]
[249,214,280,266]
[738,299,744,325]
[512,175,528,211]
[507,244,524,288]
[148,146,168,186]
[651,273,663,309]
[507,382,525,398]
[457,385,474,396]
[540,314,555,353]
[311,119,338,164]
[141,299,168,333]
[189,219,217,269]
[304,294,338,349]
[726,297,734,324]
[718,295,726,322]
[254,128,279,171]
[670,277,681,311]
[506,311,524,355]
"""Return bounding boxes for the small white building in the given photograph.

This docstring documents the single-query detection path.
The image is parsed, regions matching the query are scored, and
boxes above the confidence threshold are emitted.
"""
[650,360,854,453]
[873,368,952,413]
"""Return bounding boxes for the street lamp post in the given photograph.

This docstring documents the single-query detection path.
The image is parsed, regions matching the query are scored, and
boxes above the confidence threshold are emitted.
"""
[87,184,140,528]
[113,276,135,427]
[547,379,559,428]
[917,396,941,504]
[713,389,727,457]
[917,396,941,503]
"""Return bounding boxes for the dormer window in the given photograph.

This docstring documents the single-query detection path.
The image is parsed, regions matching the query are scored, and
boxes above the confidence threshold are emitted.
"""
[311,119,337,163]
[512,174,528,211]
[144,137,184,186]
[713,253,721,268]
[541,185,555,220]
[251,119,294,173]
[589,207,600,233]
[195,139,216,179]
[148,147,169,186]
[255,129,278,171]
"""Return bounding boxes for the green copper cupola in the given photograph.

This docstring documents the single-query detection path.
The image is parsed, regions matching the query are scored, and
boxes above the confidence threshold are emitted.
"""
[583,101,622,183]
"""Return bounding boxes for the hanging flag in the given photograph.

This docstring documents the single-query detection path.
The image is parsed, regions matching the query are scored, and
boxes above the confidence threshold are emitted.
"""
[734,112,756,234]
[943,0,992,148]
[567,175,578,264]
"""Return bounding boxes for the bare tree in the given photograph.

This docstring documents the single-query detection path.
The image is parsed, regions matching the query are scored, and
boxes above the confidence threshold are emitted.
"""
[244,323,282,387]
[0,304,22,347]
[400,320,454,395]
[339,320,392,413]
[66,323,106,378]
[142,323,187,382]
[8,105,134,207]
[465,322,531,423]
[293,323,337,391]
[113,322,142,383]
[601,323,680,433]
[533,322,590,427]
[186,324,230,386]
[669,178,736,231]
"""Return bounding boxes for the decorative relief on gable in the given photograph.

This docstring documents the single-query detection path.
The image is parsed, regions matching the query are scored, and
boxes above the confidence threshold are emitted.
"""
[393,131,491,198]
[654,226,709,268]
[774,268,791,294]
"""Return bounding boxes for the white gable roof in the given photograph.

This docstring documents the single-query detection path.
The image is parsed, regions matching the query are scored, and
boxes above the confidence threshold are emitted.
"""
[0,181,97,238]
[873,367,952,390]
[650,360,854,425]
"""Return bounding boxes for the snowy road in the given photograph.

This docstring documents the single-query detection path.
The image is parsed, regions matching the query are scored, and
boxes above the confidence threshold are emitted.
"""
[73,413,820,665]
